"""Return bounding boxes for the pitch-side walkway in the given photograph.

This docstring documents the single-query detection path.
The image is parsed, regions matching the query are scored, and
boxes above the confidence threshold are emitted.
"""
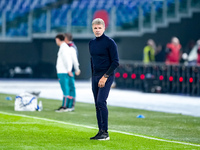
[0,79,199,117]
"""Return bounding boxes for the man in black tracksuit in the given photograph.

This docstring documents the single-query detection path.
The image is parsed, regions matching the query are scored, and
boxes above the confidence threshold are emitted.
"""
[89,18,119,140]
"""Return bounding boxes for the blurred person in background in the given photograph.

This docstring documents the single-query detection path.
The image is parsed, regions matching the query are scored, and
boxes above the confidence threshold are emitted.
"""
[180,40,195,64]
[54,34,76,112]
[196,40,200,65]
[143,39,156,63]
[64,33,78,56]
[187,39,200,65]
[165,37,181,64]
[89,18,119,140]
[64,33,81,111]
[155,44,166,63]
[184,40,195,55]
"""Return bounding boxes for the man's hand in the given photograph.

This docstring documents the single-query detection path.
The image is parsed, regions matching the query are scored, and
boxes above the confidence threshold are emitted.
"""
[68,71,73,77]
[75,70,81,76]
[98,76,108,88]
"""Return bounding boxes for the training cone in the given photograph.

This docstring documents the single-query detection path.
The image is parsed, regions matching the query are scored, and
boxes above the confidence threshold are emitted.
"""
[137,115,145,118]
[5,97,12,100]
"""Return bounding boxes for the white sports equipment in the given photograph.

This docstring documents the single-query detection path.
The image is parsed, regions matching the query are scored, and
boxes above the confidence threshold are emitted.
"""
[15,92,38,111]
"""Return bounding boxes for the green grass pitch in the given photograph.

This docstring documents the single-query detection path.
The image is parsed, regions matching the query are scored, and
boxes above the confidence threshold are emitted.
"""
[0,93,200,150]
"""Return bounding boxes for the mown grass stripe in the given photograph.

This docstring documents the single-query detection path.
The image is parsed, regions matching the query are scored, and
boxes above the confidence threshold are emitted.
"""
[0,111,199,147]
[0,122,41,124]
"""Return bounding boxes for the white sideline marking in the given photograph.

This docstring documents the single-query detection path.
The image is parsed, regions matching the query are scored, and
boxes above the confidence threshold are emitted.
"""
[0,111,200,147]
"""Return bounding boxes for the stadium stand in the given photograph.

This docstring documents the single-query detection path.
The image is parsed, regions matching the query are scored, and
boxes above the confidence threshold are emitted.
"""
[0,0,200,39]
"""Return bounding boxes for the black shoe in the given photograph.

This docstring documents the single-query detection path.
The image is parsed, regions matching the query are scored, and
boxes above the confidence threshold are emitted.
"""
[90,131,101,140]
[90,130,110,140]
[55,106,66,112]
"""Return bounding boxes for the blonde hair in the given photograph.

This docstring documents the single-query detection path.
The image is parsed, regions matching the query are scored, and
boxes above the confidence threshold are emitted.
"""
[171,37,180,45]
[92,18,105,27]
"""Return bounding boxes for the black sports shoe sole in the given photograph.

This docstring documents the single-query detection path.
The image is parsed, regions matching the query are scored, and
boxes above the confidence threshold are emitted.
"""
[97,137,110,140]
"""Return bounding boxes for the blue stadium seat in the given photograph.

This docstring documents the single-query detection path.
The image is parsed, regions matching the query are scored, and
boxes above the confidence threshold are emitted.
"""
[6,22,27,36]
[1,0,187,36]
[0,12,2,25]
[0,0,6,10]
[7,28,17,36]
[33,13,46,33]
[51,4,69,28]
[116,0,139,27]
[167,0,175,5]
[142,1,152,15]
[154,1,163,10]
[19,23,28,36]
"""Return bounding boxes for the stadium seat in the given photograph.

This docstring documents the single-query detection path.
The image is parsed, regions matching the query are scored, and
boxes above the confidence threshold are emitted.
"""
[0,0,198,36]
[33,13,46,33]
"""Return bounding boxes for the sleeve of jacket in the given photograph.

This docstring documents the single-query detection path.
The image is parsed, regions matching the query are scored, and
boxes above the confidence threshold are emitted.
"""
[105,39,119,76]
[70,47,80,72]
[60,45,72,72]
[89,41,94,75]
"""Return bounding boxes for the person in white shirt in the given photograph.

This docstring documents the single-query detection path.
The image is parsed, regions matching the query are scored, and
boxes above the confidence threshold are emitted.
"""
[55,34,74,112]
[64,33,81,111]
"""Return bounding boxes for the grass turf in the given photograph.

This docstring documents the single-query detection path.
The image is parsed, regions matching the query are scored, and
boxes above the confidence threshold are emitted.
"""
[0,93,200,149]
